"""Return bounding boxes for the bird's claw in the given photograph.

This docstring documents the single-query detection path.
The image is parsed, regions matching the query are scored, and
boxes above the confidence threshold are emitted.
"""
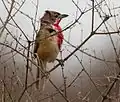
[45,71,50,79]
[42,71,50,79]
[56,59,64,66]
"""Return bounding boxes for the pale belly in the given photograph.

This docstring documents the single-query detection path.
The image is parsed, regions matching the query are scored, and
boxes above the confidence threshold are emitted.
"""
[37,37,59,62]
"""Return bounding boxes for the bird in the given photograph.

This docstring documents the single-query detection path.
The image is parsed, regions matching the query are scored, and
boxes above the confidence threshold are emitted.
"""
[34,10,68,90]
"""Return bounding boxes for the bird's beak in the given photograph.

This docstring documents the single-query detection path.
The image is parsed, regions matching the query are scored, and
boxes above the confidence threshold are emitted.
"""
[58,14,69,19]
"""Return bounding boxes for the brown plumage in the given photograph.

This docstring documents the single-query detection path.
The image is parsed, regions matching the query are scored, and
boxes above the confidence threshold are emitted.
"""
[34,10,68,90]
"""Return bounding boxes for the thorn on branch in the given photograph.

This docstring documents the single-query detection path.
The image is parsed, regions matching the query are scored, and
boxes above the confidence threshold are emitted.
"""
[81,12,84,15]
[104,15,110,21]
[102,95,108,101]
[91,31,95,35]
[56,59,64,67]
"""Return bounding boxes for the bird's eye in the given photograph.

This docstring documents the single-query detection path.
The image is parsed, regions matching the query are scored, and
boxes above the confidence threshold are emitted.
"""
[55,15,58,18]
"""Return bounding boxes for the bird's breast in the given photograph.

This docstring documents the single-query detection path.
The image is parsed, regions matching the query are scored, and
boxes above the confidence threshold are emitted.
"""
[37,36,59,62]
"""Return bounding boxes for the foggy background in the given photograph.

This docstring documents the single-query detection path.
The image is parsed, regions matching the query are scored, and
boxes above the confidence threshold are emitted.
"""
[0,0,120,102]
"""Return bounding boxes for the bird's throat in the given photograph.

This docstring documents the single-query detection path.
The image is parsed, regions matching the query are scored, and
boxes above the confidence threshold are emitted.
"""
[53,22,63,50]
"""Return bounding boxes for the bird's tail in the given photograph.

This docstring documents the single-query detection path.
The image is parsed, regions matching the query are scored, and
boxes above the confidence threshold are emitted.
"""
[36,58,47,91]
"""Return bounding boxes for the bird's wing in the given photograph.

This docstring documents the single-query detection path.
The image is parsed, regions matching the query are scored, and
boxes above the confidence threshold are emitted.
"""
[34,24,56,54]
[33,30,41,58]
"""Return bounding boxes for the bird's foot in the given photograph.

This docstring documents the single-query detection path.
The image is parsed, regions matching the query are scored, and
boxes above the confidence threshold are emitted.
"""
[42,71,50,79]
[45,71,50,79]
[33,53,37,58]
[56,59,64,66]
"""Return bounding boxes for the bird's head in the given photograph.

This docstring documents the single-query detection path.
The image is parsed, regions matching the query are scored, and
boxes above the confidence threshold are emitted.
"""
[41,10,68,25]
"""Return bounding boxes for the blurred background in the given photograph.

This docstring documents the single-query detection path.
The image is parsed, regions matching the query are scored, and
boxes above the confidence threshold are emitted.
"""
[0,0,120,102]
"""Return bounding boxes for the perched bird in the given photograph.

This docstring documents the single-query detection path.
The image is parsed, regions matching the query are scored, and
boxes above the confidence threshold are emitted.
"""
[34,10,68,90]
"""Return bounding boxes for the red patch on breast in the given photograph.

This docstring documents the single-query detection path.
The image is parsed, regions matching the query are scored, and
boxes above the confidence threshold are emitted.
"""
[53,23,64,49]
[57,33,63,49]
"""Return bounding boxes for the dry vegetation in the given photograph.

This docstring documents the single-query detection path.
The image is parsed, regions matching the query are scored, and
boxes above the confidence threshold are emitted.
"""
[0,0,120,102]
